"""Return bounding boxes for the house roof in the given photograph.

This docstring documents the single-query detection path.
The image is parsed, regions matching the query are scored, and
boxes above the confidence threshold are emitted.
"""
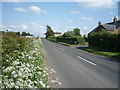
[54,32,62,34]
[102,24,116,31]
[89,20,120,34]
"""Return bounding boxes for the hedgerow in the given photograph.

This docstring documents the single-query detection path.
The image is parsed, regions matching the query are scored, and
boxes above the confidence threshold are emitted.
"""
[88,31,120,52]
[2,32,50,88]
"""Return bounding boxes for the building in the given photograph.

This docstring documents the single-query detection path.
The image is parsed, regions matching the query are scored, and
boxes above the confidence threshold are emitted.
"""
[88,16,120,35]
[24,34,34,38]
[54,32,62,36]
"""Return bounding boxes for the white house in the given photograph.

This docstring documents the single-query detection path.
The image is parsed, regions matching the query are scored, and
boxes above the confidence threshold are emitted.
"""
[54,32,62,36]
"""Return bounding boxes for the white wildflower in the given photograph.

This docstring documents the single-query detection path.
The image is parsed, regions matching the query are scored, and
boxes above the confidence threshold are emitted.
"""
[13,61,20,65]
[42,83,46,87]
[26,63,30,67]
[37,71,41,74]
[58,82,62,85]
[51,80,56,83]
[43,70,46,73]
[15,85,19,88]
[42,74,46,77]
[28,84,33,88]
[13,74,18,78]
[11,71,16,75]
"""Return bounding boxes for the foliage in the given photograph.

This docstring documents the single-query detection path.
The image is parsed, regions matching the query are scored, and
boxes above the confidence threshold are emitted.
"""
[48,36,57,42]
[75,36,85,44]
[73,28,80,36]
[48,35,85,45]
[88,30,120,52]
[47,27,85,45]
[22,32,31,36]
[62,31,75,37]
[16,32,20,36]
[83,34,88,42]
[45,25,54,38]
[2,32,50,88]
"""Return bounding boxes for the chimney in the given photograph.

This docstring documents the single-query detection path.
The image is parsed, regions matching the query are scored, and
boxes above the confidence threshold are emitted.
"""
[113,16,117,23]
[98,21,102,26]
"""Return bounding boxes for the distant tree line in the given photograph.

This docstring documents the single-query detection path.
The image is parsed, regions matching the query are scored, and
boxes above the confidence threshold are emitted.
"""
[45,25,86,44]
[1,30,34,37]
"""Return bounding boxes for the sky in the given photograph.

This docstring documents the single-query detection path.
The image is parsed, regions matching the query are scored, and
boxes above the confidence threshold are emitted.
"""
[1,0,119,37]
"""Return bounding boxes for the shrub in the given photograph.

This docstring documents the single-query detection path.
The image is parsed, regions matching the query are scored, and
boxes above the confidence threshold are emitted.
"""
[88,31,120,52]
[47,36,57,42]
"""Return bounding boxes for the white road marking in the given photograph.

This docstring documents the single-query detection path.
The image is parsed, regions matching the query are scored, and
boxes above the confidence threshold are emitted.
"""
[77,56,97,66]
[59,48,64,51]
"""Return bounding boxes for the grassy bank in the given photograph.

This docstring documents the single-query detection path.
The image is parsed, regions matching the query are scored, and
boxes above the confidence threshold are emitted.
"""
[2,33,50,88]
[57,42,88,47]
[83,47,120,60]
[58,42,78,47]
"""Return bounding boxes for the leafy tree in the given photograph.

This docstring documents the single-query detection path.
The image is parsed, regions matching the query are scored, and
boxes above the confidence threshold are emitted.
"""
[16,32,20,36]
[74,28,80,36]
[22,32,28,36]
[76,36,85,44]
[83,34,88,42]
[62,31,75,37]
[45,25,54,38]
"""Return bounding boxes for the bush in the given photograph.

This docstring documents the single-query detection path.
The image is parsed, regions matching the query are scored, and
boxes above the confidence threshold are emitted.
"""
[47,36,57,42]
[48,35,85,45]
[88,31,120,52]
[75,36,85,44]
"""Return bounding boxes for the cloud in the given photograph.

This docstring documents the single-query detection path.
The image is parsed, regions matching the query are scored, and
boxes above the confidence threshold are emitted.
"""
[14,8,26,12]
[79,0,115,10]
[14,6,47,15]
[3,0,20,2]
[109,11,113,15]
[1,24,46,36]
[29,6,41,14]
[30,22,37,26]
[65,26,76,29]
[0,24,6,28]
[9,25,17,28]
[70,10,80,14]
[83,26,88,30]
[21,25,29,29]
[80,17,94,21]
[43,10,47,14]
[68,20,74,23]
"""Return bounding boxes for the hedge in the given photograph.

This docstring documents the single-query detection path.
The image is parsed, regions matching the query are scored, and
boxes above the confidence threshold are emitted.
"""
[48,36,85,44]
[88,31,120,52]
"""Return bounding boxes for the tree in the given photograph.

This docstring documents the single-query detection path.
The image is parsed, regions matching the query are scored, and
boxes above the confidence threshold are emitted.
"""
[16,32,20,36]
[22,32,27,36]
[62,31,75,37]
[83,34,88,42]
[74,28,80,36]
[45,25,54,38]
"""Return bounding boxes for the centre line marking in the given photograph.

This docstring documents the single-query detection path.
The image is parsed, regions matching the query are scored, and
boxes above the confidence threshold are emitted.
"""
[77,56,97,66]
[59,48,64,51]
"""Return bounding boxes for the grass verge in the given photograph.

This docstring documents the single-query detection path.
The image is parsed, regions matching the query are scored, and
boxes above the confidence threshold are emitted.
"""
[58,42,78,47]
[83,47,120,60]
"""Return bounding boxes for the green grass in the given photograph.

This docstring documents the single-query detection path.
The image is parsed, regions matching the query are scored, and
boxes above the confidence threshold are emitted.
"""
[83,47,120,60]
[58,42,78,47]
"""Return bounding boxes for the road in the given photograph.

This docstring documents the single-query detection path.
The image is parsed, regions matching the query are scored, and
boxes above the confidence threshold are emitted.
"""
[42,39,119,88]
